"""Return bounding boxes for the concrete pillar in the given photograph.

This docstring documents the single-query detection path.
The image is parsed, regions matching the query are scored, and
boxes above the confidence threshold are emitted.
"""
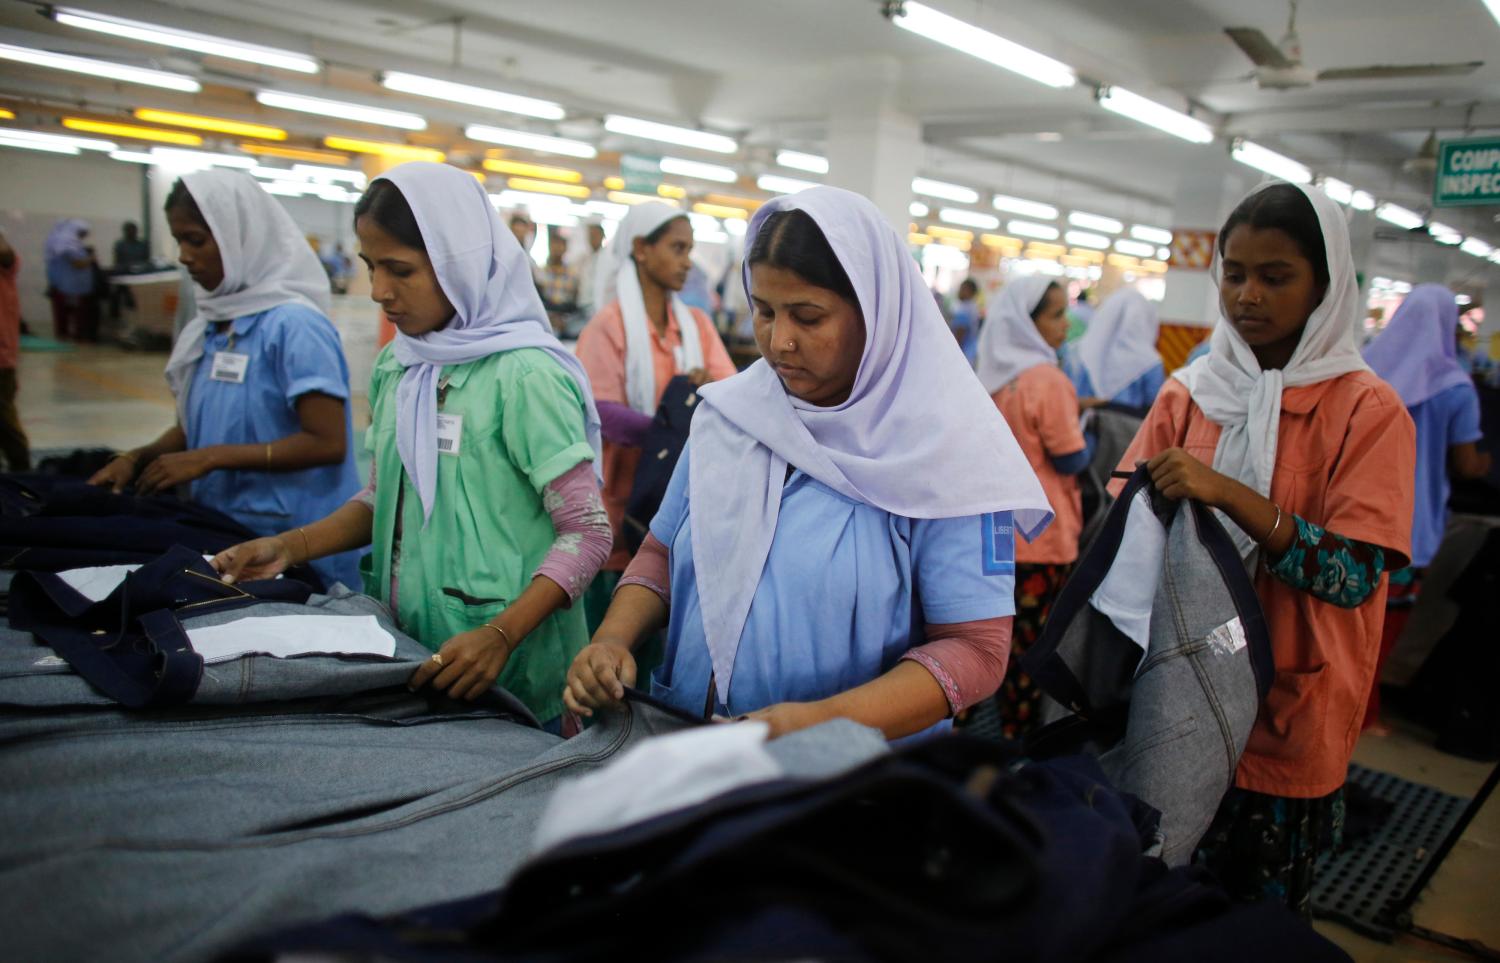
[823,56,922,235]
[146,164,177,264]
[1159,161,1250,327]
[1346,208,1377,310]
[1414,240,1454,286]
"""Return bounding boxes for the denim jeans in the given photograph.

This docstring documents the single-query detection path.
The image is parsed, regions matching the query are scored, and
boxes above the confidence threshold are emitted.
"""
[1023,466,1274,865]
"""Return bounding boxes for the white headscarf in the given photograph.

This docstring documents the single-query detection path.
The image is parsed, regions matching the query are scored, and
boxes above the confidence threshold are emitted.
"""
[163,170,332,425]
[377,162,602,521]
[689,187,1053,701]
[1075,288,1162,401]
[974,275,1059,394]
[1174,180,1368,557]
[593,202,705,414]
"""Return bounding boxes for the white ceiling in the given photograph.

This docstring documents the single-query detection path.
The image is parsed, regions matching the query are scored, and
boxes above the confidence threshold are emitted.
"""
[2,0,1498,285]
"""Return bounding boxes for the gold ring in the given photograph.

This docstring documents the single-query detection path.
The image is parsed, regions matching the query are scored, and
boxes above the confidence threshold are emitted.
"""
[429,653,445,667]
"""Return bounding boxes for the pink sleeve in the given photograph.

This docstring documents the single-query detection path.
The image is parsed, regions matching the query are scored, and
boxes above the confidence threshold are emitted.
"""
[618,533,670,606]
[899,616,1014,715]
[694,309,739,382]
[1030,368,1086,458]
[575,306,629,406]
[532,461,613,603]
[350,458,377,510]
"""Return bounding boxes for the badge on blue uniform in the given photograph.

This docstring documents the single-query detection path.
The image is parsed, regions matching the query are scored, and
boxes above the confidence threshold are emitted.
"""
[981,511,1015,576]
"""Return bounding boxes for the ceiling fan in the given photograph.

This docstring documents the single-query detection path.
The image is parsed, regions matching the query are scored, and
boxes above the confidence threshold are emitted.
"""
[1224,1,1482,90]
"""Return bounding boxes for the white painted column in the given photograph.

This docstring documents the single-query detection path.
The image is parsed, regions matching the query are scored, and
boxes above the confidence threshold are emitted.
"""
[823,56,922,235]
[145,164,177,264]
[1159,160,1251,327]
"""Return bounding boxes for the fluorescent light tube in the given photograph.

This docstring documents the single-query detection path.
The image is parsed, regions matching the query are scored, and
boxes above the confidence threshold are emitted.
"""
[256,91,425,130]
[1113,239,1157,258]
[757,174,817,194]
[0,41,199,91]
[1068,211,1123,233]
[1230,140,1311,183]
[1130,224,1173,245]
[0,128,115,151]
[604,114,736,154]
[1375,203,1424,230]
[909,201,929,217]
[1065,230,1111,250]
[150,147,255,168]
[53,7,317,73]
[380,72,562,120]
[465,125,596,159]
[660,157,738,183]
[292,164,365,185]
[776,150,829,174]
[1321,177,1354,205]
[1097,86,1213,144]
[1008,220,1060,240]
[888,2,1075,89]
[912,177,978,203]
[0,134,80,155]
[992,194,1057,219]
[939,207,1000,230]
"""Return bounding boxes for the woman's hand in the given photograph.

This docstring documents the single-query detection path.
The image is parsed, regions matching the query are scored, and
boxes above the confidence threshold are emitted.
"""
[743,701,828,739]
[562,641,637,717]
[210,537,294,585]
[87,455,139,493]
[408,626,515,702]
[1145,448,1230,506]
[136,449,219,495]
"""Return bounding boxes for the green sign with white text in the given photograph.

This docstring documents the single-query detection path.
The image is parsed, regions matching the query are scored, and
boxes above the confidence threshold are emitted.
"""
[1434,137,1500,207]
[620,153,662,195]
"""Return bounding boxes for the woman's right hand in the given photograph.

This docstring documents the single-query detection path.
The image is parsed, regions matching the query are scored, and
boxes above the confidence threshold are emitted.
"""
[562,641,637,717]
[87,455,139,493]
[210,536,294,585]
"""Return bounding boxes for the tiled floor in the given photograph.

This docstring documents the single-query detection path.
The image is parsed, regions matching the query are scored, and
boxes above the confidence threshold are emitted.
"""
[13,301,1499,961]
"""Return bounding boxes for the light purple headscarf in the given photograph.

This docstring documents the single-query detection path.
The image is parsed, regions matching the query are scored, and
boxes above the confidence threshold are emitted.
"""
[1363,283,1470,409]
[974,275,1058,394]
[44,218,90,261]
[376,162,602,521]
[689,186,1053,701]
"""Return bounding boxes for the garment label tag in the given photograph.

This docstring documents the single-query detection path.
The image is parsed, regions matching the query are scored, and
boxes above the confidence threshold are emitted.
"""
[1206,617,1247,657]
[435,413,463,456]
[209,351,249,384]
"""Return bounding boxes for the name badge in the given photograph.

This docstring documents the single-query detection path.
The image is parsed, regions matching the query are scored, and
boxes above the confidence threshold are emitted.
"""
[209,351,249,384]
[435,413,463,456]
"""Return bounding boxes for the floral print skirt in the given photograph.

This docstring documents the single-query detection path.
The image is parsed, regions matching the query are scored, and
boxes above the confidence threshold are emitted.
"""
[1195,786,1346,921]
[981,562,1073,742]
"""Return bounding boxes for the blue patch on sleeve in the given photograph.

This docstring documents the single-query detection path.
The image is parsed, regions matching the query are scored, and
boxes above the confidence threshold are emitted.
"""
[981,511,1016,576]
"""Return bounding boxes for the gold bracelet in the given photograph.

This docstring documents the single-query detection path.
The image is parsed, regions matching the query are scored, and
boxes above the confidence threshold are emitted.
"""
[480,622,514,652]
[297,526,312,564]
[265,442,273,470]
[115,451,138,464]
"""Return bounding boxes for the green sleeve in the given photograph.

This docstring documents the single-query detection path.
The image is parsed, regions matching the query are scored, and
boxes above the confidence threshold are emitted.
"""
[499,352,596,492]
